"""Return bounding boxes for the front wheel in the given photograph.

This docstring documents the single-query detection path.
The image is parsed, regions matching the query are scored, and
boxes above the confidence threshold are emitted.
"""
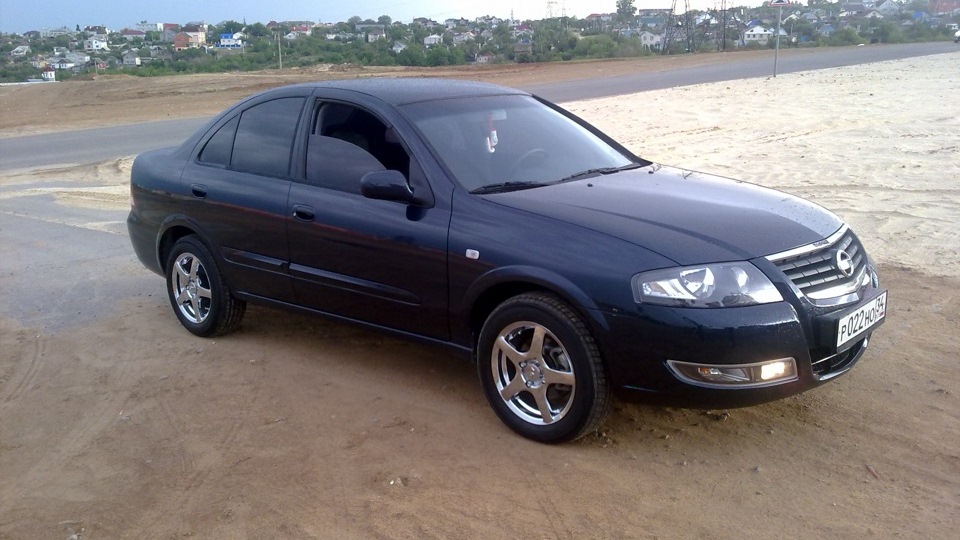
[166,236,246,337]
[477,293,610,443]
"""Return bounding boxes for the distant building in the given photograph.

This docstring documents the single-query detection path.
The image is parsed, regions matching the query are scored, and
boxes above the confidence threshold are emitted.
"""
[121,29,147,41]
[123,50,142,67]
[84,38,109,52]
[215,33,244,49]
[136,22,164,33]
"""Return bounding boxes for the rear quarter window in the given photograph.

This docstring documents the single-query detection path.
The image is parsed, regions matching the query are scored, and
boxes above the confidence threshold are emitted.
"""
[198,116,238,166]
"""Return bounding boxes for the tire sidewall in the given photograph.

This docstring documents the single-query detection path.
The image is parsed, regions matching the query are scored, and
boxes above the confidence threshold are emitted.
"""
[478,295,601,443]
[165,236,226,337]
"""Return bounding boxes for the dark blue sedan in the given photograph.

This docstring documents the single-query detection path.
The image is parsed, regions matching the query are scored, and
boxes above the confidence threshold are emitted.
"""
[128,78,887,442]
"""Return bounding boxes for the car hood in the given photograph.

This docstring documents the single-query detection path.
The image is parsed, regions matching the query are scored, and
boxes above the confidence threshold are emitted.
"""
[485,164,843,265]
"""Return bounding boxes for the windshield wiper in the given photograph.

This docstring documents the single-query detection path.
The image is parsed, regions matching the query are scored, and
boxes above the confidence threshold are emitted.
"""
[470,181,548,194]
[556,163,643,184]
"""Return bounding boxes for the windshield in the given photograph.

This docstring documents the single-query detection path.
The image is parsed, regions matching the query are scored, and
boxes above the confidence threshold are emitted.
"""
[401,95,636,192]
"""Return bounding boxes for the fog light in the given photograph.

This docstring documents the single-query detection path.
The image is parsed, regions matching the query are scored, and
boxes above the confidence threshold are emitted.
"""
[667,358,798,389]
[760,361,789,381]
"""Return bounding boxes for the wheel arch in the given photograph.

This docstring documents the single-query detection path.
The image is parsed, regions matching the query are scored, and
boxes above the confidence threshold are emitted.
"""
[156,216,217,272]
[463,266,609,360]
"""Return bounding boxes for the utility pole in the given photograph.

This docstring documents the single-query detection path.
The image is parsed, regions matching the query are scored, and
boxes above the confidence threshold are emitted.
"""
[276,31,283,70]
[766,0,790,76]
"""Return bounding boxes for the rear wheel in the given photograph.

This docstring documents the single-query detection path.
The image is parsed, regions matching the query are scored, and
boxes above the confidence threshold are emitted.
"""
[166,236,245,337]
[477,292,610,443]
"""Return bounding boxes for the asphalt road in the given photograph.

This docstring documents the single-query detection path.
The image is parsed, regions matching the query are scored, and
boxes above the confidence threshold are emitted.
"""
[525,41,957,101]
[0,42,955,172]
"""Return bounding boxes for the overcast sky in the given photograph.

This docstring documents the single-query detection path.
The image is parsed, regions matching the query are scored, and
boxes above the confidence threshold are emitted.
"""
[0,1,761,34]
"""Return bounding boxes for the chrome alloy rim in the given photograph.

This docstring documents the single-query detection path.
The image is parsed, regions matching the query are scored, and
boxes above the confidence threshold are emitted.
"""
[171,252,212,324]
[490,321,576,425]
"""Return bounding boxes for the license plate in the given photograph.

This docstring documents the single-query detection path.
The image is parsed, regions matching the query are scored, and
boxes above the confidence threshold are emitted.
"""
[836,291,887,349]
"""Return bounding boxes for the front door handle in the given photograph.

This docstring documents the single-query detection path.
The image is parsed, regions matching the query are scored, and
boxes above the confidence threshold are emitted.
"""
[191,184,207,198]
[292,204,315,221]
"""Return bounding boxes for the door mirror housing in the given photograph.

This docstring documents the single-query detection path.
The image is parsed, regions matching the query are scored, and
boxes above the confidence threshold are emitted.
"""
[361,170,420,205]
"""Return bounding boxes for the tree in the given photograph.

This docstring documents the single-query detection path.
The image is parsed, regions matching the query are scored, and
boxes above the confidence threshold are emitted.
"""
[220,20,244,35]
[616,0,637,25]
[378,15,392,26]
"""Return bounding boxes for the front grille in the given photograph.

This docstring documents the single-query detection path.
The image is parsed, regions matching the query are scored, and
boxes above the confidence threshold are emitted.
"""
[769,227,867,299]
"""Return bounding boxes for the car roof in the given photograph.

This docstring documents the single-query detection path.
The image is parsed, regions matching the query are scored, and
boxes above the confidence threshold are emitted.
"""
[289,77,530,106]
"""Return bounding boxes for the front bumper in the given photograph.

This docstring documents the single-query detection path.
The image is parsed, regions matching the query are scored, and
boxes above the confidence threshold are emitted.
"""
[596,286,885,408]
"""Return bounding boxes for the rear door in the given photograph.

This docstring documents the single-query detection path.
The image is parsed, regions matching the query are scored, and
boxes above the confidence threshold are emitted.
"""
[180,89,310,302]
[286,97,451,339]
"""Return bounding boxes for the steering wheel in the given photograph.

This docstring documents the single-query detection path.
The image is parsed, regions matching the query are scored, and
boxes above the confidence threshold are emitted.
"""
[507,148,549,180]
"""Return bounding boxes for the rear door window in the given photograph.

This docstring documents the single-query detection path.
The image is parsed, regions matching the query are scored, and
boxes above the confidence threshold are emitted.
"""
[231,97,305,178]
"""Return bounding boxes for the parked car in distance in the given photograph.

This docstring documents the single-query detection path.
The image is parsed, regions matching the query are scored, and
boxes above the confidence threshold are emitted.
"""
[128,78,887,443]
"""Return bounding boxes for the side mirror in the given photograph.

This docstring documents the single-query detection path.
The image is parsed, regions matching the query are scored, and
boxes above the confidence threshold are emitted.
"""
[360,170,417,204]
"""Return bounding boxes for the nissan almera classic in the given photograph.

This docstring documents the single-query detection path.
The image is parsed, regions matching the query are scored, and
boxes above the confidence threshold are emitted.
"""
[128,78,887,442]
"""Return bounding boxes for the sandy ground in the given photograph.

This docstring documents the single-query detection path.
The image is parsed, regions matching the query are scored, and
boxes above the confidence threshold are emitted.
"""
[1,52,959,539]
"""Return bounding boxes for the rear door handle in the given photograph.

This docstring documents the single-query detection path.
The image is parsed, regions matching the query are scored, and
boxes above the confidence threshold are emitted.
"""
[292,204,315,221]
[191,184,207,198]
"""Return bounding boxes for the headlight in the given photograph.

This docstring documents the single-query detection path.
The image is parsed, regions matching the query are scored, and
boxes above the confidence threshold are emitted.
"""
[632,262,783,308]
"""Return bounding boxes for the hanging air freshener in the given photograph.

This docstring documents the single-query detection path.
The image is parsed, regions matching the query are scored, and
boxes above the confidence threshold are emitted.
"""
[486,114,498,153]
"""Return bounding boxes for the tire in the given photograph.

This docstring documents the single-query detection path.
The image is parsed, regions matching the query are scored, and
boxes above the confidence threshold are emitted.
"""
[477,292,610,443]
[165,236,246,337]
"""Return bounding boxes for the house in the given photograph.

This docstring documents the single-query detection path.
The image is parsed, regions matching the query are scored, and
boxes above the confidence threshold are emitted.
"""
[639,31,662,50]
[453,32,475,44]
[181,24,207,46]
[513,38,533,55]
[475,52,496,64]
[876,0,902,16]
[41,26,75,38]
[50,58,75,70]
[744,26,773,44]
[65,52,90,64]
[136,22,164,33]
[41,65,56,82]
[84,38,109,51]
[172,32,195,50]
[818,24,837,37]
[423,34,442,47]
[412,18,439,28]
[475,16,502,26]
[391,41,407,54]
[122,50,141,67]
[639,16,665,27]
[148,45,172,60]
[84,25,109,36]
[840,3,868,17]
[366,28,386,42]
[10,45,30,57]
[215,33,244,49]
[162,23,180,42]
[121,29,147,41]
